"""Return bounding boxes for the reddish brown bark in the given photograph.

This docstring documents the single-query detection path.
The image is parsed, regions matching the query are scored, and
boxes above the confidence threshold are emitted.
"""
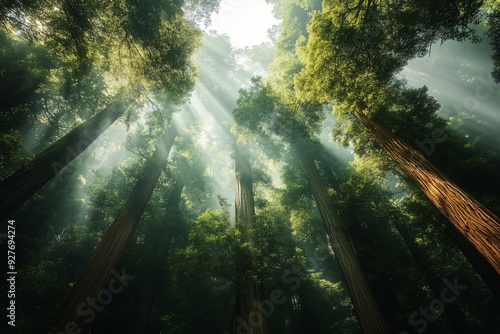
[234,144,268,334]
[0,99,128,221]
[354,110,500,276]
[53,123,177,333]
[296,143,391,334]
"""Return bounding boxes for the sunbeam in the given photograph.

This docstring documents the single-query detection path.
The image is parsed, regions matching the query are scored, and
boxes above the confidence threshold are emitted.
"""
[401,30,500,149]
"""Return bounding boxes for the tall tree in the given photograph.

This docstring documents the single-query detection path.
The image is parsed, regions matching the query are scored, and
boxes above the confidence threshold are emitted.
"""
[352,109,500,275]
[0,29,53,114]
[234,144,269,334]
[295,141,390,334]
[0,0,209,221]
[296,0,500,275]
[0,98,128,220]
[234,79,390,333]
[53,122,177,333]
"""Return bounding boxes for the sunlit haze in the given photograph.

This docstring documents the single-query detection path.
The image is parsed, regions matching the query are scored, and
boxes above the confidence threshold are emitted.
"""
[206,0,279,48]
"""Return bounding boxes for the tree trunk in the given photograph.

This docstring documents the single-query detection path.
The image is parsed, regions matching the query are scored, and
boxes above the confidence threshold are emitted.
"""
[0,99,128,221]
[234,144,269,334]
[353,110,500,275]
[53,123,177,333]
[130,179,185,334]
[350,213,413,333]
[441,219,500,299]
[395,222,474,334]
[296,142,391,334]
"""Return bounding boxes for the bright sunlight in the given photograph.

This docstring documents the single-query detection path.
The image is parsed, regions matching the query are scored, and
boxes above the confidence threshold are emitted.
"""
[206,0,280,48]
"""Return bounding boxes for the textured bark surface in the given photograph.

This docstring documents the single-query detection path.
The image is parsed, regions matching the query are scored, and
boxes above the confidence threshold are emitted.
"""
[0,100,128,220]
[234,144,268,334]
[354,110,500,275]
[53,123,177,333]
[296,143,390,334]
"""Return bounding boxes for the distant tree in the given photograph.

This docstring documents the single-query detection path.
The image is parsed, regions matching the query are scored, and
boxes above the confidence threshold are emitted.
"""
[234,143,269,334]
[0,30,53,114]
[129,179,185,333]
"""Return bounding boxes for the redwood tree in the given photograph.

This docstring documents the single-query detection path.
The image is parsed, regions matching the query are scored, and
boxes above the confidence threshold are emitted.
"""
[353,110,500,275]
[53,122,177,333]
[0,98,129,221]
[234,144,269,334]
[234,79,391,333]
[296,0,500,276]
[295,142,391,334]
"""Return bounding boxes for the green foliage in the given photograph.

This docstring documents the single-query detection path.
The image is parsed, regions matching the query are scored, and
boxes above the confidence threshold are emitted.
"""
[234,76,323,143]
[170,132,211,212]
[296,0,483,104]
[12,224,100,332]
[253,206,304,283]
[0,30,53,113]
[184,0,221,27]
[240,42,275,78]
[267,0,322,103]
[488,8,500,82]
[0,0,215,106]
[298,272,359,333]
[0,130,33,178]
[87,167,133,233]
[183,208,237,280]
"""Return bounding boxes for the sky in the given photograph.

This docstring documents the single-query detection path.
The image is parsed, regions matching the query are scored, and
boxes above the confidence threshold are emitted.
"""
[205,0,280,48]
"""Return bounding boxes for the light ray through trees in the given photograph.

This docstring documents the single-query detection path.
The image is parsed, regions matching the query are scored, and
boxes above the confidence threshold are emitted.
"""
[401,32,500,150]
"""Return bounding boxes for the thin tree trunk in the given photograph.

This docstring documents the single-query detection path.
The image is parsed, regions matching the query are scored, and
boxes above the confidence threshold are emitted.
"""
[53,123,177,333]
[0,99,128,221]
[295,142,391,334]
[395,222,474,334]
[130,179,185,334]
[305,142,405,331]
[234,144,269,334]
[351,213,413,333]
[353,110,500,275]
